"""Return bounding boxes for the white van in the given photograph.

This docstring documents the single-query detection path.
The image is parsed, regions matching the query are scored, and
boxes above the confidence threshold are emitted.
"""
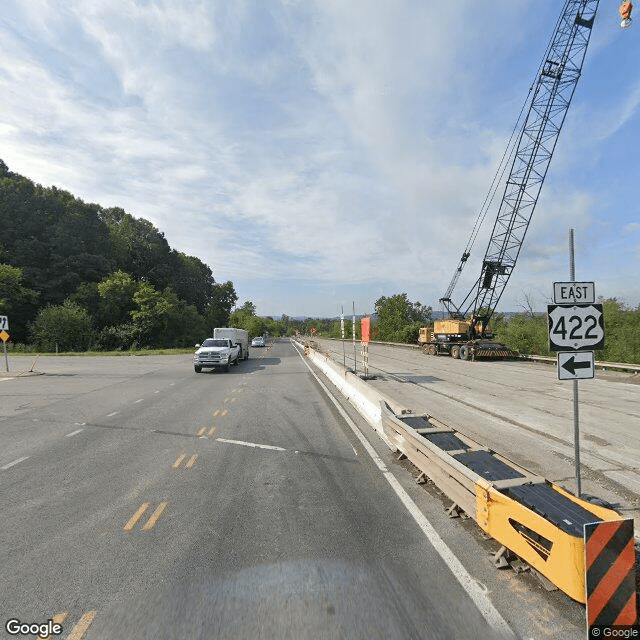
[213,327,250,360]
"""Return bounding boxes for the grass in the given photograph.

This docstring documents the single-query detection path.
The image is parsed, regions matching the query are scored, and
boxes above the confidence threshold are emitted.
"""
[7,346,194,356]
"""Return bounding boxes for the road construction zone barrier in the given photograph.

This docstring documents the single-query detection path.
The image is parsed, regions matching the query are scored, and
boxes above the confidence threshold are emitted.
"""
[585,519,638,627]
[379,402,638,609]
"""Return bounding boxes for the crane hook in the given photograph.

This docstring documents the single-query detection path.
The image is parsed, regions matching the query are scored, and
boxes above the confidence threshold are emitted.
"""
[619,1,633,28]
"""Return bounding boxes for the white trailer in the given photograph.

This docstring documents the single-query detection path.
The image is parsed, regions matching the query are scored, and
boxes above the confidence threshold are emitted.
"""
[213,327,249,360]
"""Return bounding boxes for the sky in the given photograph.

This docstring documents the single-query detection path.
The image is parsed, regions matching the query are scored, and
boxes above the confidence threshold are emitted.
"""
[1,1,639,318]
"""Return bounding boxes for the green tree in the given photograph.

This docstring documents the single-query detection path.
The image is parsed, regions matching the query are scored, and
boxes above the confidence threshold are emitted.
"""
[0,264,39,342]
[97,270,138,328]
[204,281,238,332]
[29,300,93,351]
[171,252,214,314]
[130,283,175,347]
[228,309,252,331]
[246,315,267,337]
[374,293,432,342]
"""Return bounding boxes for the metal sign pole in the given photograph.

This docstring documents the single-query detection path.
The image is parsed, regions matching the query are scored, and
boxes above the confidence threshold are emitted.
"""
[352,302,357,374]
[341,307,346,370]
[570,229,582,496]
[3,341,8,372]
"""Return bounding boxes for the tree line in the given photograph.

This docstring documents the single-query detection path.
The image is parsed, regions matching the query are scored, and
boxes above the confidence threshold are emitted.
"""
[0,159,238,350]
[308,293,640,365]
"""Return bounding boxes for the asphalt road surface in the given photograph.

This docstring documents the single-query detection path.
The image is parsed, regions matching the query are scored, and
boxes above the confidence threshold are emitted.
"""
[0,341,532,640]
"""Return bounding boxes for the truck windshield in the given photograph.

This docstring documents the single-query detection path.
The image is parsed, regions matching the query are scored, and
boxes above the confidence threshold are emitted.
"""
[201,339,228,347]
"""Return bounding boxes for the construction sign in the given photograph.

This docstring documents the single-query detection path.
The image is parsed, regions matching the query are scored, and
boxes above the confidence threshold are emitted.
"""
[584,519,637,632]
[361,317,370,344]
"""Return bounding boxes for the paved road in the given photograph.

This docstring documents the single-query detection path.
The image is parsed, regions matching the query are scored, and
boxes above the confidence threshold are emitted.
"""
[314,338,640,535]
[0,342,528,639]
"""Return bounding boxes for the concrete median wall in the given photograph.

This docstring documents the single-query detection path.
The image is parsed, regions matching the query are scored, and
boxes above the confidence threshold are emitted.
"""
[298,341,401,450]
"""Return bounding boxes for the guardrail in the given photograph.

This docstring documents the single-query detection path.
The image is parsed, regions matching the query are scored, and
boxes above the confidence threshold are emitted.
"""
[316,337,640,373]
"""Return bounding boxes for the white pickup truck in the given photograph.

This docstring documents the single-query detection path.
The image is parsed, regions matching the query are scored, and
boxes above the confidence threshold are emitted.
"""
[194,338,240,373]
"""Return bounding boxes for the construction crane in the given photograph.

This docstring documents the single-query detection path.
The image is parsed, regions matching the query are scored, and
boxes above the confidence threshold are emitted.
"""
[421,1,627,359]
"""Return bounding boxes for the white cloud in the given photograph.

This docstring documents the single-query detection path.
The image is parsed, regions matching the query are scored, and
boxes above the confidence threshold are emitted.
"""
[1,0,639,315]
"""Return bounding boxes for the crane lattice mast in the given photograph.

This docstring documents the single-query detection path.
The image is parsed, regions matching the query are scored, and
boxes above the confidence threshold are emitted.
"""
[441,1,600,328]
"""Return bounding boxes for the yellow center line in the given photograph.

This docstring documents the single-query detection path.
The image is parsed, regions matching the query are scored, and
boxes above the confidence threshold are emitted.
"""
[142,501,167,530]
[124,503,149,531]
[66,611,97,640]
[197,427,206,436]
[221,409,228,417]
[229,397,236,403]
[208,426,217,437]
[223,397,231,403]
[186,454,198,468]
[40,613,68,639]
[172,454,186,468]
[213,409,220,417]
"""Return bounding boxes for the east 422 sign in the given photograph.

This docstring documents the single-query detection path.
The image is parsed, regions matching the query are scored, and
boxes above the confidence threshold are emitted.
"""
[547,304,604,352]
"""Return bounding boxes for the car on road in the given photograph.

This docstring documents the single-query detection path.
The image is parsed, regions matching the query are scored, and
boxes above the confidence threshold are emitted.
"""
[194,338,240,372]
[251,336,266,347]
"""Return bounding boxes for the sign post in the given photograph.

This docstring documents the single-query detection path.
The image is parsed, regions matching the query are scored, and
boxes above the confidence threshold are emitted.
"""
[0,315,9,372]
[360,317,373,379]
[341,307,346,370]
[547,231,604,497]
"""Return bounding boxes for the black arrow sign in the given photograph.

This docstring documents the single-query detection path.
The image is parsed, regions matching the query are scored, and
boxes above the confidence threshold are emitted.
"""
[561,356,591,376]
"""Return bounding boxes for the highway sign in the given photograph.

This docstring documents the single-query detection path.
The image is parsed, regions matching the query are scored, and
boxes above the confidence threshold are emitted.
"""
[558,351,594,380]
[553,281,595,304]
[0,316,8,331]
[547,304,604,352]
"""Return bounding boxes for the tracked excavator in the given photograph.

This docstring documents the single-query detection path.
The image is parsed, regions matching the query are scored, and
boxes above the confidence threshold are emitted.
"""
[420,1,631,360]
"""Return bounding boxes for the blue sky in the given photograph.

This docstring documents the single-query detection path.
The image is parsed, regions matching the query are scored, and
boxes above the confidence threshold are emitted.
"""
[1,1,639,317]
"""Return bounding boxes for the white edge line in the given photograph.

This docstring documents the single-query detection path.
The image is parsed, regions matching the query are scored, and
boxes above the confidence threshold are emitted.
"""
[65,428,84,437]
[216,438,286,452]
[106,411,118,417]
[293,341,516,639]
[1,456,29,470]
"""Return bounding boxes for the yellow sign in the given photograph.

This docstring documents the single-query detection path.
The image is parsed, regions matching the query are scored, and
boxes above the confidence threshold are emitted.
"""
[0,330,9,342]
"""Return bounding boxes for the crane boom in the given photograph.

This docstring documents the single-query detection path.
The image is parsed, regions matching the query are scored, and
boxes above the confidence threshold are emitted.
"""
[441,1,600,330]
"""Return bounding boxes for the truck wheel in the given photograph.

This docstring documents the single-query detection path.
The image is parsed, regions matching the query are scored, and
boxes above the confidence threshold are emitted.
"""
[460,345,469,361]
[224,363,230,372]
[194,365,202,373]
[429,345,438,356]
[451,346,461,359]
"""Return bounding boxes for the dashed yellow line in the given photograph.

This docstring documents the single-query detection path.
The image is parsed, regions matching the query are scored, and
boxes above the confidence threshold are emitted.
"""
[221,409,228,417]
[40,613,68,640]
[124,503,149,531]
[142,501,167,530]
[197,427,206,436]
[213,409,220,417]
[66,611,97,640]
[172,454,186,468]
[208,426,217,437]
[186,454,198,468]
